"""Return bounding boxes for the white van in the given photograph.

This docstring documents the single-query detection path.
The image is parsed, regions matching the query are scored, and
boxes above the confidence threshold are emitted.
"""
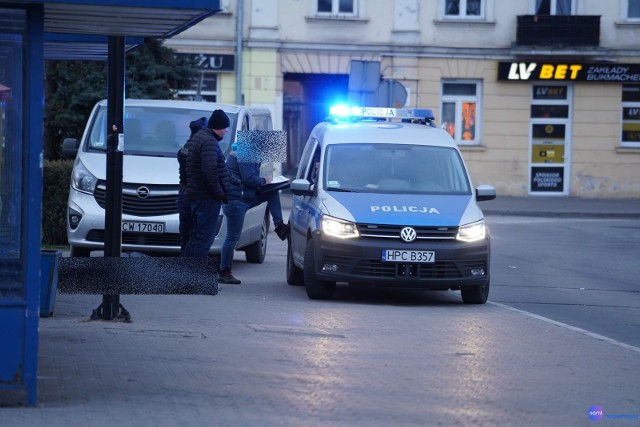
[62,99,274,261]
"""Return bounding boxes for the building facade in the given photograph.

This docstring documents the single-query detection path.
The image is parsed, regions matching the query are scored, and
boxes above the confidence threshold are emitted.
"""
[165,0,640,198]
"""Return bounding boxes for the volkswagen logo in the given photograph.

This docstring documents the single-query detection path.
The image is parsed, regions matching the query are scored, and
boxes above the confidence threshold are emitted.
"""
[137,186,150,199]
[400,227,417,242]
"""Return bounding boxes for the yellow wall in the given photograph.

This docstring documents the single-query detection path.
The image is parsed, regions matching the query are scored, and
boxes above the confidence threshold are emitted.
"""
[416,58,640,198]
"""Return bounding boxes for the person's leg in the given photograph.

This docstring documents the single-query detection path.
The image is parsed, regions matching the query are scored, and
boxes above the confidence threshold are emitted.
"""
[219,200,249,284]
[256,190,285,225]
[219,200,247,271]
[258,191,289,240]
[265,191,284,225]
[177,189,191,257]
[187,198,222,257]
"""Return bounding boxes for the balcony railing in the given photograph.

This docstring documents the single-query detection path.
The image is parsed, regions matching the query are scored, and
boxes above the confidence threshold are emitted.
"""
[516,15,600,47]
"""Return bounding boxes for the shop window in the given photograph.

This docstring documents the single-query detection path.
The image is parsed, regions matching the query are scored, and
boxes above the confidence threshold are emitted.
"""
[316,0,357,17]
[441,81,481,145]
[621,85,640,148]
[444,0,484,19]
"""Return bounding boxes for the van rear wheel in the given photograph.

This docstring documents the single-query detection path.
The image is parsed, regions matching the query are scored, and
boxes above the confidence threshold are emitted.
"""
[303,239,335,299]
[461,281,490,304]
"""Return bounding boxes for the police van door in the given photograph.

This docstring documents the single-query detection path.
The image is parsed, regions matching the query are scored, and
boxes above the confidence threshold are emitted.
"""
[529,84,572,195]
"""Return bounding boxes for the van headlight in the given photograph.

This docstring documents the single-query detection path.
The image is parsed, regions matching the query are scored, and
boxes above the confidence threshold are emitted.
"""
[456,219,486,242]
[71,161,98,195]
[321,215,359,239]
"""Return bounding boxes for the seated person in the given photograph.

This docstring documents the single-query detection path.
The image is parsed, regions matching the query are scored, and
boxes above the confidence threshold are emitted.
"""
[218,145,290,285]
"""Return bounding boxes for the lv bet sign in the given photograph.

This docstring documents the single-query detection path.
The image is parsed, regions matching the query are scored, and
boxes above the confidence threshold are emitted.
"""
[498,62,640,82]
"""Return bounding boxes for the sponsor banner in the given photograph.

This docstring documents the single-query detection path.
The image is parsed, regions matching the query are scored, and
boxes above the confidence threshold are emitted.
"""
[531,166,564,192]
[498,62,640,82]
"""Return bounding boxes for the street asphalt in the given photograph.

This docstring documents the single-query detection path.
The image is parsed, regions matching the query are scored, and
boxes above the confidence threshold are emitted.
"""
[1,193,639,427]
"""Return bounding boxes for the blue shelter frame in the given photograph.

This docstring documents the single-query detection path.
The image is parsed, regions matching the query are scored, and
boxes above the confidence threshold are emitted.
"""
[0,0,220,406]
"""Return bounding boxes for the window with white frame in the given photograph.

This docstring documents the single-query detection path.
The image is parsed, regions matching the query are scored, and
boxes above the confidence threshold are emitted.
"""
[534,0,574,15]
[621,85,640,148]
[317,0,356,17]
[444,0,484,19]
[177,72,218,103]
[441,81,482,145]
[628,0,640,19]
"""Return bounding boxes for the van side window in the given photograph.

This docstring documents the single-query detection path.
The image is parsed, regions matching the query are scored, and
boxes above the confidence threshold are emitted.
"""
[296,139,317,179]
[307,146,321,184]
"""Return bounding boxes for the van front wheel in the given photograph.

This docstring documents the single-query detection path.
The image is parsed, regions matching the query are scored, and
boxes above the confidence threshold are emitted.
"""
[461,281,490,304]
[303,239,335,299]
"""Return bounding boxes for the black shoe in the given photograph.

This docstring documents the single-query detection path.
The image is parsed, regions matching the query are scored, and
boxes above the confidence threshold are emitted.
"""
[218,270,241,284]
[274,222,290,241]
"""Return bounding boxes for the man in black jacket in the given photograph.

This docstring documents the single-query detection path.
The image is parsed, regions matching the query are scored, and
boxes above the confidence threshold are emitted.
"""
[184,109,231,257]
[177,116,207,256]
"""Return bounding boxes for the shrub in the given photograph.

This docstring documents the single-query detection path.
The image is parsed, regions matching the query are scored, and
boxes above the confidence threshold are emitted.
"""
[42,159,73,246]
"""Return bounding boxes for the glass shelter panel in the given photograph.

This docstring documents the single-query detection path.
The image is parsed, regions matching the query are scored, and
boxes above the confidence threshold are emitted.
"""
[0,9,25,296]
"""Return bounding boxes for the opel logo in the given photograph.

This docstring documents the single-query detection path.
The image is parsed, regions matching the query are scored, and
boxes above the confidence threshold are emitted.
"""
[137,186,150,199]
[400,227,417,242]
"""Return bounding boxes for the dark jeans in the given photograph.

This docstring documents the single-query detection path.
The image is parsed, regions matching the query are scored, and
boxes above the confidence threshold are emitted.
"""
[219,190,284,271]
[177,188,191,257]
[185,198,222,257]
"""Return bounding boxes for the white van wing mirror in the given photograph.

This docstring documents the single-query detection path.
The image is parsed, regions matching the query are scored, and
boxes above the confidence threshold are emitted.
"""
[62,138,79,160]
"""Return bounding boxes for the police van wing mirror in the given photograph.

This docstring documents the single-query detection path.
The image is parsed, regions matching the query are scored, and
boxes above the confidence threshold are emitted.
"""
[476,185,496,202]
[290,178,314,196]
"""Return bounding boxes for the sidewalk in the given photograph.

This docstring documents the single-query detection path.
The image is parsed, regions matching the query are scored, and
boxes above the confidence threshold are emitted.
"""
[281,190,640,218]
[480,195,640,218]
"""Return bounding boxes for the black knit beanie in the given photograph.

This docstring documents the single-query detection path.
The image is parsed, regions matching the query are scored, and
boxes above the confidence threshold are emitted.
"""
[208,109,230,130]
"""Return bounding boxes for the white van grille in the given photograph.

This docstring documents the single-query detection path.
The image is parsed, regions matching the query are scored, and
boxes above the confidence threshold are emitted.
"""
[94,181,179,217]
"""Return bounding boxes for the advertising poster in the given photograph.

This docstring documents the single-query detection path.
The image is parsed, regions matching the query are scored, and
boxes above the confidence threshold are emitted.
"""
[531,166,564,192]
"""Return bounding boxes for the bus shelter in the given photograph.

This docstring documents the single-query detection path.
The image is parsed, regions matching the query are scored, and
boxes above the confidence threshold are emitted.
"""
[0,0,220,406]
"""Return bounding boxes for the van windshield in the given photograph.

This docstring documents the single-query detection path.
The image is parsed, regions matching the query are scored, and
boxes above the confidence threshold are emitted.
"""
[324,143,472,194]
[86,106,238,157]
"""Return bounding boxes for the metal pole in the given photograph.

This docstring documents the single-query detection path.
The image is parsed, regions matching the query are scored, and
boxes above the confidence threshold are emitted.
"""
[95,35,127,321]
[235,0,244,105]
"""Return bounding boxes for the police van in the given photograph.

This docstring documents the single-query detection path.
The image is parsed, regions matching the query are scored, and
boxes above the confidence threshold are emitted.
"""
[286,106,496,304]
[62,99,274,261]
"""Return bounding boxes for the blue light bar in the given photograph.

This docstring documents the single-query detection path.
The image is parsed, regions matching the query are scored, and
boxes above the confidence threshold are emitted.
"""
[329,105,434,121]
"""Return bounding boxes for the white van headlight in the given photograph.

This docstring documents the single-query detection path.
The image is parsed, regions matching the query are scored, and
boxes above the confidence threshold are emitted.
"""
[71,161,98,195]
[456,220,486,242]
[321,215,359,239]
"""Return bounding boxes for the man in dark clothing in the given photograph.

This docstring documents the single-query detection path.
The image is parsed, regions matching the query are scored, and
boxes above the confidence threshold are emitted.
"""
[184,109,231,257]
[177,116,207,256]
